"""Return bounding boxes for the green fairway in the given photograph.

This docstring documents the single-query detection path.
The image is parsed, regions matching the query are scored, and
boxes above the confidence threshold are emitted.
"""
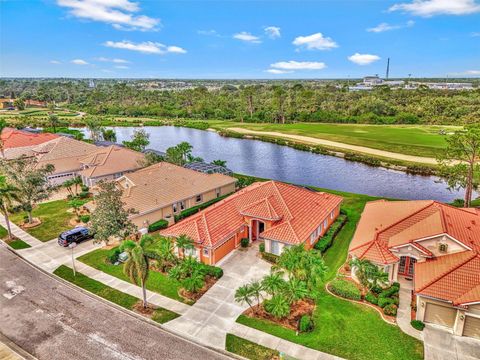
[209,121,454,158]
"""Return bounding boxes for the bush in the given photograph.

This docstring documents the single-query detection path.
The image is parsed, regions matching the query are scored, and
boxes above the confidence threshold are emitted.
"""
[379,286,399,299]
[79,215,90,223]
[259,243,265,253]
[383,304,398,316]
[81,185,89,192]
[174,194,231,221]
[329,279,361,301]
[148,219,169,232]
[299,315,314,332]
[314,215,347,253]
[411,320,425,331]
[378,297,395,308]
[365,292,378,305]
[370,285,383,294]
[262,252,279,264]
[200,264,223,279]
[107,248,121,264]
[79,191,89,199]
[240,237,249,248]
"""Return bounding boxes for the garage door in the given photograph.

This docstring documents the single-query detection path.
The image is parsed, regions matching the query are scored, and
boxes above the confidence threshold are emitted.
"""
[424,303,457,328]
[463,316,480,339]
[214,237,236,263]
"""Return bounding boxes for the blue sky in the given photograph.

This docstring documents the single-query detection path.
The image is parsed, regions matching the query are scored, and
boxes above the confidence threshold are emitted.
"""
[0,0,479,78]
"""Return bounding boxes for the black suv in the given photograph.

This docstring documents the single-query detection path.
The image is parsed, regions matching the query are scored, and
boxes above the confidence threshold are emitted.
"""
[58,227,93,247]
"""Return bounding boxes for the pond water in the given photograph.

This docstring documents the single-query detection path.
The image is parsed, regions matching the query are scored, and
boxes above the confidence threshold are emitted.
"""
[82,126,465,202]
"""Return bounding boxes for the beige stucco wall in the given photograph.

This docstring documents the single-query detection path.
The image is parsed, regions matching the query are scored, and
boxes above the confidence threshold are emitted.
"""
[416,295,466,335]
[417,235,468,257]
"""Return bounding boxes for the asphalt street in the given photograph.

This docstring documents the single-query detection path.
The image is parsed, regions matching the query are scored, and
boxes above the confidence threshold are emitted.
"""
[0,245,231,360]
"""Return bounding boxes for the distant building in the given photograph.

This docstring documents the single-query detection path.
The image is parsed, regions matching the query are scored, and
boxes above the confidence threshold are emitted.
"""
[363,76,384,86]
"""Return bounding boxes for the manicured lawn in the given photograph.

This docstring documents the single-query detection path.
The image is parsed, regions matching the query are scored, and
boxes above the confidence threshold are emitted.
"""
[10,199,88,242]
[54,265,179,324]
[0,225,8,239]
[235,181,424,360]
[7,239,31,250]
[208,120,453,158]
[77,248,187,303]
[225,334,279,360]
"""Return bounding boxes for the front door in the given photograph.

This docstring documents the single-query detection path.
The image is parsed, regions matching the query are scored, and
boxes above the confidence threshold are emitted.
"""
[398,256,416,277]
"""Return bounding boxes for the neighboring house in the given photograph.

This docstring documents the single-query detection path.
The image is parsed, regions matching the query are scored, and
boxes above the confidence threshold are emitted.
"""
[162,181,343,265]
[0,127,58,159]
[32,137,98,185]
[184,161,233,176]
[349,200,480,339]
[117,162,237,231]
[78,145,145,187]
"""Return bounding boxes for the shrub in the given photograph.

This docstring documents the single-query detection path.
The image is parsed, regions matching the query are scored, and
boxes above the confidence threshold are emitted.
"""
[107,248,121,264]
[365,292,378,305]
[383,304,398,316]
[378,297,395,308]
[200,264,223,279]
[261,252,279,264]
[314,215,347,253]
[329,279,361,301]
[79,191,89,199]
[259,243,265,253]
[379,286,399,299]
[174,194,231,221]
[79,215,90,223]
[240,237,249,248]
[299,315,314,332]
[411,320,425,331]
[81,185,89,192]
[148,219,169,232]
[264,295,290,319]
[370,285,383,294]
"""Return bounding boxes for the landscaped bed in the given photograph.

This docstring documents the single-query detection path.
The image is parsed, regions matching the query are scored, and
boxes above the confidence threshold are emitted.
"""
[54,265,179,324]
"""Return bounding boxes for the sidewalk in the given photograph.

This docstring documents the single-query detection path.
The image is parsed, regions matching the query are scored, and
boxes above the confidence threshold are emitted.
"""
[0,217,43,247]
[397,278,423,341]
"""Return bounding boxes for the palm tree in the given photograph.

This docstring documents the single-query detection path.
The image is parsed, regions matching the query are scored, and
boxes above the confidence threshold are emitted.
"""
[261,272,286,296]
[0,183,19,240]
[264,294,290,319]
[157,236,177,271]
[350,258,386,289]
[84,117,103,142]
[102,129,117,142]
[48,114,60,133]
[211,159,227,167]
[182,269,205,293]
[72,176,83,196]
[121,235,156,308]
[249,281,264,312]
[176,234,195,259]
[283,278,308,304]
[177,142,193,163]
[235,284,255,312]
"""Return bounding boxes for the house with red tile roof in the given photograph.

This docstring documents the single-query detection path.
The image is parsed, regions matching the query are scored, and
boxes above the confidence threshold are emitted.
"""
[349,200,480,339]
[162,180,342,265]
[0,127,58,159]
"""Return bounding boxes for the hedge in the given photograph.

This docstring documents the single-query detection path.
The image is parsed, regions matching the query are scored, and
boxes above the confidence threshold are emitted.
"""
[262,252,279,264]
[411,320,425,331]
[365,292,378,305]
[314,214,347,253]
[329,279,361,301]
[148,219,169,232]
[174,193,232,222]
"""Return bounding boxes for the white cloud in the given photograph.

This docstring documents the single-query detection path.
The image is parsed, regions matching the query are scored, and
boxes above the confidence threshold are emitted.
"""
[367,20,415,32]
[50,60,62,64]
[266,69,292,74]
[57,0,160,31]
[197,29,219,36]
[233,31,262,43]
[114,65,129,69]
[292,32,338,50]
[465,70,480,75]
[264,26,281,39]
[389,0,480,17]
[104,40,186,54]
[348,53,381,65]
[71,59,89,65]
[270,61,327,70]
[97,57,130,63]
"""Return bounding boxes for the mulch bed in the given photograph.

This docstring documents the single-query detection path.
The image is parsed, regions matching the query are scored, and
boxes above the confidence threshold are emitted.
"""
[243,299,316,330]
[179,275,217,302]
[21,218,42,229]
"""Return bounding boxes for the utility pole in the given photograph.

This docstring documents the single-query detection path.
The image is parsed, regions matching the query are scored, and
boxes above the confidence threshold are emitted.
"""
[386,58,390,80]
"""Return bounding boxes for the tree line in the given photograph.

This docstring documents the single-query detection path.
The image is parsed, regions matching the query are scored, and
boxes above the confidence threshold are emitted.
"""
[1,79,479,125]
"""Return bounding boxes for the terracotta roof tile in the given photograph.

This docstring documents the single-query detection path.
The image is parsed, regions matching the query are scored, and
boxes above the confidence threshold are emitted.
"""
[1,128,58,149]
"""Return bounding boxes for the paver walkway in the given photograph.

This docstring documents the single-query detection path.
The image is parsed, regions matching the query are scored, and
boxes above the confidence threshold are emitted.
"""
[0,217,43,247]
[397,277,423,341]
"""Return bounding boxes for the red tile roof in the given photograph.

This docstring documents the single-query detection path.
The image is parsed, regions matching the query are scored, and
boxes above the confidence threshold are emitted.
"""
[1,128,58,149]
[162,181,342,249]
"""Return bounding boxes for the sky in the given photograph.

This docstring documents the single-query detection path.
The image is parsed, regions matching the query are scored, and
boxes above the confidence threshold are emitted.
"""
[0,0,479,79]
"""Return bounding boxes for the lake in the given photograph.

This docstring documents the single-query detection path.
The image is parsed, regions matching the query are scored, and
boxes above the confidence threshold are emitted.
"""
[83,126,465,202]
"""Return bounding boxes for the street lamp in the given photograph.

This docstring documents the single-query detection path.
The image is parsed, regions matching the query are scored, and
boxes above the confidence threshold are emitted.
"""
[69,242,77,276]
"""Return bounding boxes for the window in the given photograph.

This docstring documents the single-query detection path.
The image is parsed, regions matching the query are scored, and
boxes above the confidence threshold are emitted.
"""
[185,247,196,257]
[173,203,178,213]
[196,194,203,203]
[310,232,316,244]
[180,201,186,211]
[439,243,448,253]
[216,188,221,198]
[324,219,328,228]
[203,248,209,257]
[330,211,334,219]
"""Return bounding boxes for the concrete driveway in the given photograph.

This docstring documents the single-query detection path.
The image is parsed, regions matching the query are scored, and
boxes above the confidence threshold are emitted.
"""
[424,325,480,360]
[164,243,271,349]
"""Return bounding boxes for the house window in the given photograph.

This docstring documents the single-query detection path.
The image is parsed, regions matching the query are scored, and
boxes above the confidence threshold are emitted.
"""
[271,241,280,255]
[439,243,448,253]
[196,194,203,203]
[324,219,328,228]
[330,211,334,219]
[173,203,178,213]
[203,248,209,257]
[185,247,196,257]
[180,200,186,211]
[216,188,221,198]
[310,232,316,244]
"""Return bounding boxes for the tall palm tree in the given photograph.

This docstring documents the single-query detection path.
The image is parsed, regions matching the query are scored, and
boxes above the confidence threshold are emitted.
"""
[176,234,195,259]
[176,142,193,163]
[0,183,19,240]
[249,281,264,312]
[157,236,177,271]
[234,284,255,312]
[121,235,156,308]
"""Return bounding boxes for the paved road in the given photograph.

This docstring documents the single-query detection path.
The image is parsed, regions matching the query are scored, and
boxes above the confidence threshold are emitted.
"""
[0,245,231,360]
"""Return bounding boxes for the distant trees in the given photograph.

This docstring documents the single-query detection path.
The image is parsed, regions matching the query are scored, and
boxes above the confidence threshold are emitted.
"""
[1,157,54,223]
[438,124,480,207]
[84,117,103,142]
[13,98,25,110]
[122,129,150,152]
[48,114,60,133]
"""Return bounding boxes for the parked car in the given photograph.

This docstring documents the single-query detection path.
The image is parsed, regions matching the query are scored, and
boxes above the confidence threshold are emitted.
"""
[58,227,93,247]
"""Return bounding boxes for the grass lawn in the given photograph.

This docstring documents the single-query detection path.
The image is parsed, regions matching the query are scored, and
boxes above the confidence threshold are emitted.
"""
[77,247,187,303]
[54,265,179,324]
[10,199,88,242]
[0,224,31,249]
[207,120,453,158]
[235,180,424,360]
[225,334,279,360]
